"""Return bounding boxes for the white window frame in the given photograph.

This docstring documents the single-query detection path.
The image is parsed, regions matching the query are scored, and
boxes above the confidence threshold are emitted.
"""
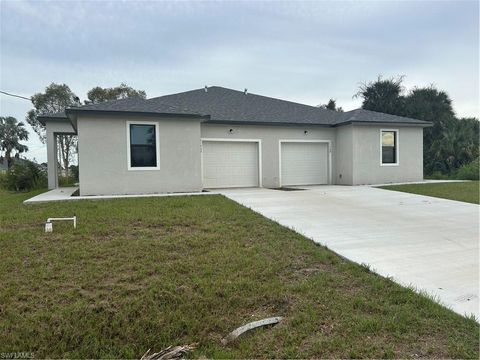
[126,120,160,171]
[200,138,262,187]
[278,140,332,186]
[380,129,399,166]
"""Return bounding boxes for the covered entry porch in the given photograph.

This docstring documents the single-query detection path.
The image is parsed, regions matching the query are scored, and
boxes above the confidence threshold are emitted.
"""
[39,114,77,189]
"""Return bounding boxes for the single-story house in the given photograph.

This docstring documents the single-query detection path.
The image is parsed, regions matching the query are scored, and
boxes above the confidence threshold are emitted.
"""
[39,86,431,195]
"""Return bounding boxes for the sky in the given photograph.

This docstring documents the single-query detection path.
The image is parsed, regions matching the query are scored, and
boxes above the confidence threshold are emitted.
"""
[0,0,478,163]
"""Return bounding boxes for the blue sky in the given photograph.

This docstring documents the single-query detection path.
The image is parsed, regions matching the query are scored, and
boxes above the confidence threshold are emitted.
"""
[1,0,478,163]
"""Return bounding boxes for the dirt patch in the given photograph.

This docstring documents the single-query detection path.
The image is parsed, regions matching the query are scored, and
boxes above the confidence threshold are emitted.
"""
[281,254,337,282]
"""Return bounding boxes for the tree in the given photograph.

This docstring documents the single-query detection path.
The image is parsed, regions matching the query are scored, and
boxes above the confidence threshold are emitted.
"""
[403,86,457,174]
[26,83,81,178]
[85,83,146,104]
[0,116,29,168]
[26,83,81,142]
[404,86,455,137]
[319,99,343,112]
[430,117,480,173]
[355,75,405,115]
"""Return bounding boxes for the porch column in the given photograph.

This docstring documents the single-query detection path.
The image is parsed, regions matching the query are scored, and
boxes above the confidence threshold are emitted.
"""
[46,126,58,189]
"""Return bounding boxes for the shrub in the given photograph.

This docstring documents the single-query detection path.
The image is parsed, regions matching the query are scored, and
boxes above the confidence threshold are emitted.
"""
[425,171,451,180]
[0,172,7,189]
[455,158,479,180]
[4,162,47,191]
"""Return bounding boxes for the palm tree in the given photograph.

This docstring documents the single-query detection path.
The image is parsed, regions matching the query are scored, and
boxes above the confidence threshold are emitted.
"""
[0,116,29,168]
[431,117,480,174]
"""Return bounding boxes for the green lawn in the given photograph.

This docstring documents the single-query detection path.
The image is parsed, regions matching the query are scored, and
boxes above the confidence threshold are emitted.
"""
[380,181,479,204]
[0,189,478,358]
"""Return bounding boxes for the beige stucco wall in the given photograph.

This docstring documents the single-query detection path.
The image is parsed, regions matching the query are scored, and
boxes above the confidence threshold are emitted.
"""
[201,123,336,188]
[77,115,203,195]
[75,116,425,194]
[334,124,354,185]
[351,124,424,185]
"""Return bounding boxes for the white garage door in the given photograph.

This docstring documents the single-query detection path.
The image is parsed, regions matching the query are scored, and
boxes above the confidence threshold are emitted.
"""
[202,141,259,188]
[281,142,329,186]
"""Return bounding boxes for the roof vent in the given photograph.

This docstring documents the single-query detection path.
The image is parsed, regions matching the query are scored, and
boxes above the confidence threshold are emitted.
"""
[204,86,208,93]
[244,88,248,95]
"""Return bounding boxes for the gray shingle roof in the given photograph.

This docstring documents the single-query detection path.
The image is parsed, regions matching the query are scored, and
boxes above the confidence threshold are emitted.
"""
[67,96,204,117]
[72,96,147,111]
[38,86,431,127]
[337,109,429,126]
[146,86,340,125]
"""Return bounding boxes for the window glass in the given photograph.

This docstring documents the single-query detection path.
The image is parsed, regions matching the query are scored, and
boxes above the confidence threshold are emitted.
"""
[382,131,396,164]
[130,124,157,167]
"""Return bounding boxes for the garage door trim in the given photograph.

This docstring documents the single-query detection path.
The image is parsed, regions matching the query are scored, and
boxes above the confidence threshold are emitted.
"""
[278,140,332,187]
[201,138,262,188]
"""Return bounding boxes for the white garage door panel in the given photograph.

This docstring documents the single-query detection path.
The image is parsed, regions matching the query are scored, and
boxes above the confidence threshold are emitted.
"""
[281,142,328,186]
[202,141,259,188]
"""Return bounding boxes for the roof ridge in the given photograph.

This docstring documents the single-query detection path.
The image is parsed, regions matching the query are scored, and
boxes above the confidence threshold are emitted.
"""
[148,85,339,115]
[218,86,339,113]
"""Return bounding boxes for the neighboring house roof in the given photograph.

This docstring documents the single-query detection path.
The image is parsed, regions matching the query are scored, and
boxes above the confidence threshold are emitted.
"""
[0,156,30,171]
[37,86,431,127]
[0,157,7,172]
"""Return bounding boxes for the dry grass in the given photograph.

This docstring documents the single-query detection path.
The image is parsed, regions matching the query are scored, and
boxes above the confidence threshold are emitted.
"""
[0,189,478,358]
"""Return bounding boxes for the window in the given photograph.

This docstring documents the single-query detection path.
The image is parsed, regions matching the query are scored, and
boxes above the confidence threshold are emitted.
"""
[128,123,159,169]
[381,130,398,165]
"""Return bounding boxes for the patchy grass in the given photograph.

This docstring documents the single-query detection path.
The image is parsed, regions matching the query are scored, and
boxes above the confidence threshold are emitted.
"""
[0,189,478,358]
[380,181,479,204]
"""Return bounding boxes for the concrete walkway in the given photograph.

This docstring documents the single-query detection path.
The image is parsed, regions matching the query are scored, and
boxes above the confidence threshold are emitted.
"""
[24,187,216,203]
[24,180,460,204]
[219,186,479,319]
[24,187,79,203]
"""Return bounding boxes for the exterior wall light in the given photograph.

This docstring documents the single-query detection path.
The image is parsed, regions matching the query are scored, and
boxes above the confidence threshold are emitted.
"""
[229,129,234,134]
[304,130,308,135]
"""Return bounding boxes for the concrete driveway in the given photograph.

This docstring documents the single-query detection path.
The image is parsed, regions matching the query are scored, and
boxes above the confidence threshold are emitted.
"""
[220,186,479,319]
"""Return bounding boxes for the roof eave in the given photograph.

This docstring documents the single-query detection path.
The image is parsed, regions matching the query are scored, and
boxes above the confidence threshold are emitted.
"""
[37,116,70,126]
[64,108,209,120]
[204,119,333,127]
[334,120,433,127]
